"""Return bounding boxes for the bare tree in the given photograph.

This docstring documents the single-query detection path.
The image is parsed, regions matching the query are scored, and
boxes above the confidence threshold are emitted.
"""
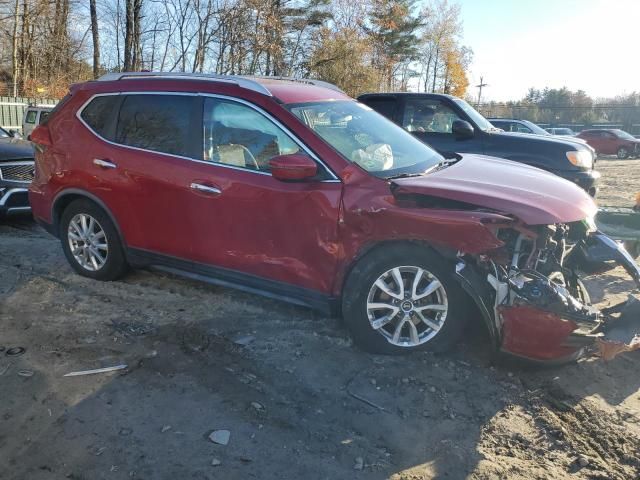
[90,0,100,77]
[11,0,19,95]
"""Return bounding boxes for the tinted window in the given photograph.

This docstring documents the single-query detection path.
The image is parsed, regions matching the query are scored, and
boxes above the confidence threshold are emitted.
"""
[25,110,37,123]
[116,95,193,156]
[81,95,120,140]
[362,97,397,120]
[0,127,9,138]
[203,98,300,172]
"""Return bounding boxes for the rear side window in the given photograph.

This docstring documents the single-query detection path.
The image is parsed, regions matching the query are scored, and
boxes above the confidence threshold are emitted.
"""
[39,112,49,124]
[361,97,397,120]
[115,95,193,156]
[24,110,37,123]
[81,95,120,140]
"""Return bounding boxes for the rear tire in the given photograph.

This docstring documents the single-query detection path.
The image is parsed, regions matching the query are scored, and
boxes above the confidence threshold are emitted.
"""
[342,244,468,355]
[60,199,128,281]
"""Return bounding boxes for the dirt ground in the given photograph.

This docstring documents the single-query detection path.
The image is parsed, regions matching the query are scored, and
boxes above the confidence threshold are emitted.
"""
[1,159,639,480]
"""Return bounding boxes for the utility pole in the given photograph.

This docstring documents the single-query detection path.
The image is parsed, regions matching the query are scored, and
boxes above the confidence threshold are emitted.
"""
[476,76,488,107]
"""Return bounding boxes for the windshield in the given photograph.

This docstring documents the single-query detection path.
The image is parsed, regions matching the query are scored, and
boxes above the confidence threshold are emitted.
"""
[287,101,443,178]
[556,128,574,135]
[0,127,9,138]
[613,129,636,140]
[523,120,550,135]
[452,98,494,131]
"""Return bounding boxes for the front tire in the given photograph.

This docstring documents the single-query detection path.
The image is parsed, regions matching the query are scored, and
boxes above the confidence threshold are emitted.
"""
[617,147,629,159]
[342,245,468,355]
[60,199,128,281]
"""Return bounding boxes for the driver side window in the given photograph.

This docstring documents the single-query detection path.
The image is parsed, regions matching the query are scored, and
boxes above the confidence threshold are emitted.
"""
[203,98,300,172]
[402,99,461,134]
[515,124,532,133]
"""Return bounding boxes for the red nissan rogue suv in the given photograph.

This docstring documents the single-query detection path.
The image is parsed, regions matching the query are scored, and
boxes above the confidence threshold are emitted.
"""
[29,73,640,361]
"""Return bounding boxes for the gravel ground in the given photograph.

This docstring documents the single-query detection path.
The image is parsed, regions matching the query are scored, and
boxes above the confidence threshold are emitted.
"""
[595,158,640,207]
[1,159,639,480]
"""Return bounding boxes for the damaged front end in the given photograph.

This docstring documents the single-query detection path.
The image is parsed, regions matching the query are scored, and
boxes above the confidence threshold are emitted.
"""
[456,219,640,363]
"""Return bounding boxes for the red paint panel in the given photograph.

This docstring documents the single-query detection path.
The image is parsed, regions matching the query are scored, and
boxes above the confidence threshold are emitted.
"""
[392,155,597,225]
[499,305,580,361]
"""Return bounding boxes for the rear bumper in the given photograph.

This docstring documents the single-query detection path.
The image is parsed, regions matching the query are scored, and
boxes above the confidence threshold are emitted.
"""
[0,187,31,216]
[555,169,601,197]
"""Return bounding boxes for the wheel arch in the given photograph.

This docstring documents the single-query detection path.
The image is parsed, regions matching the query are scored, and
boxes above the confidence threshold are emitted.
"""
[52,189,125,244]
[334,239,457,299]
[334,239,490,339]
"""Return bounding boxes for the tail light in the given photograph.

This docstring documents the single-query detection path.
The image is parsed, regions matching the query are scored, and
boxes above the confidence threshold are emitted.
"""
[30,124,52,150]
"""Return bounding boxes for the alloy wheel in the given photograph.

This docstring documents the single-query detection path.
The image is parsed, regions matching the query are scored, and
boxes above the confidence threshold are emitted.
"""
[366,266,448,347]
[617,147,629,159]
[67,213,109,271]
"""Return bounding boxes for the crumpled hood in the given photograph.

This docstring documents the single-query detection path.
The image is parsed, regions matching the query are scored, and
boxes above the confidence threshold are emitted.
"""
[0,138,34,161]
[391,154,597,225]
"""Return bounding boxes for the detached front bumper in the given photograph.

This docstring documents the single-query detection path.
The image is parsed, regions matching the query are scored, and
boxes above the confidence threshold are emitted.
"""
[0,186,31,216]
[456,231,640,364]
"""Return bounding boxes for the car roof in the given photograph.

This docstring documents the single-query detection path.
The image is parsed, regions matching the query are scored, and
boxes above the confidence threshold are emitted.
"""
[90,72,351,104]
[359,92,458,100]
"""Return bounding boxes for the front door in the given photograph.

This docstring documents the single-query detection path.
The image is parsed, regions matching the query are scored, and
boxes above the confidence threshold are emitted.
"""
[599,131,618,154]
[181,96,343,295]
[400,97,480,155]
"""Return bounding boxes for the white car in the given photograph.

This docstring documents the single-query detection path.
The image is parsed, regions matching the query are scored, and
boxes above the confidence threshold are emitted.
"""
[22,105,53,139]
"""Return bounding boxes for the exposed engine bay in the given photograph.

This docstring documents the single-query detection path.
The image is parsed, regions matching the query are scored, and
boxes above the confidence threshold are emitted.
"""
[455,218,640,363]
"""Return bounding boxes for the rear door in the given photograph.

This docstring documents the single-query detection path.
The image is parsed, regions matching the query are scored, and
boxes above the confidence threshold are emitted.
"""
[79,92,203,260]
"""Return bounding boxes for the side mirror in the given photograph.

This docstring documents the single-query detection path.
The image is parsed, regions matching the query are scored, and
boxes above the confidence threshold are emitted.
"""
[8,129,22,139]
[452,120,474,140]
[269,153,318,181]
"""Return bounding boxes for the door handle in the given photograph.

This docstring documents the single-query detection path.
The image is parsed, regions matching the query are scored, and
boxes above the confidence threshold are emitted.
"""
[93,158,117,169]
[190,183,221,195]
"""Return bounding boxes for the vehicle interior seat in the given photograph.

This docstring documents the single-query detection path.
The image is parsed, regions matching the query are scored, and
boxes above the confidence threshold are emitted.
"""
[204,120,280,170]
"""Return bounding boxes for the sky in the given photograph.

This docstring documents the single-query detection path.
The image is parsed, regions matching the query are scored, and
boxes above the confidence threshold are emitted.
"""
[455,0,640,101]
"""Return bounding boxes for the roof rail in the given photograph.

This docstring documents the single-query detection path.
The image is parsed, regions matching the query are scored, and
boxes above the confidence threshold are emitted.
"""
[242,75,345,94]
[97,72,345,97]
[97,72,273,96]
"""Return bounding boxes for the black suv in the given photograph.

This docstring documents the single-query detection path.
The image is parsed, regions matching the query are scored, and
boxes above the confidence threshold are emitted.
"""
[0,126,34,216]
[358,93,600,196]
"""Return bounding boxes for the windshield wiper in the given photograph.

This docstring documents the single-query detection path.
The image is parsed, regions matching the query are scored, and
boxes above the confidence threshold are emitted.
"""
[386,172,425,180]
[425,156,463,174]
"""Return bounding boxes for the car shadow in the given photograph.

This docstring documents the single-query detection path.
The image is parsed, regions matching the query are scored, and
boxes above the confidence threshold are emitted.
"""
[2,217,640,479]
